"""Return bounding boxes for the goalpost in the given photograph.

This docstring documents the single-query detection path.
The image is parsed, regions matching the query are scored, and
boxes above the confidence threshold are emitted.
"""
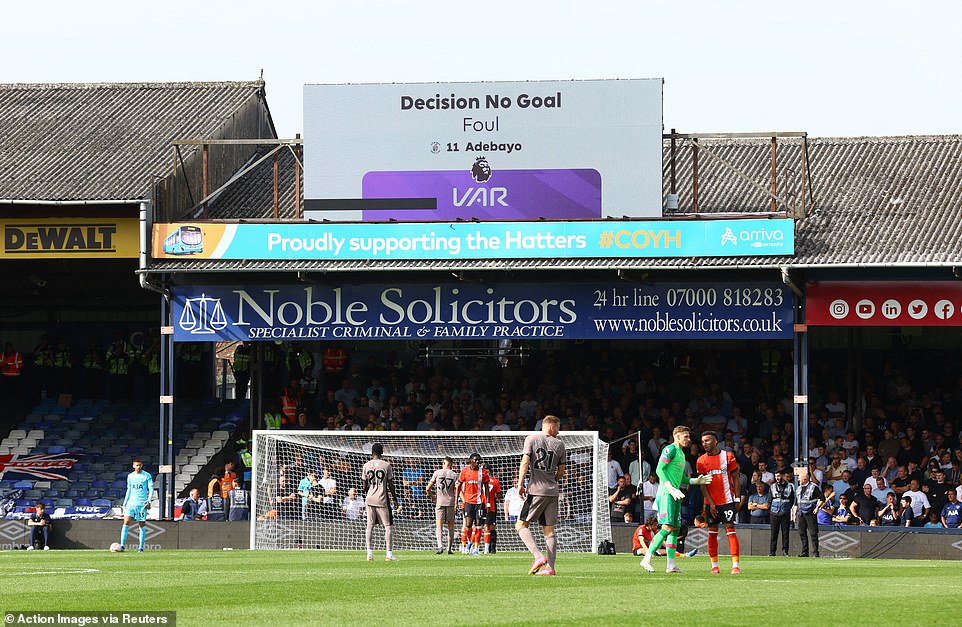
[250,430,611,552]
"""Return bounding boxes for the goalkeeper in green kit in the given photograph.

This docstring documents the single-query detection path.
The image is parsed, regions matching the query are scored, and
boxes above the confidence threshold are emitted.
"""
[640,426,711,574]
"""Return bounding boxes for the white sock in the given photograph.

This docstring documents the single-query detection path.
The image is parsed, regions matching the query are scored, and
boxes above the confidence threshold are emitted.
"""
[711,561,719,568]
[667,557,676,570]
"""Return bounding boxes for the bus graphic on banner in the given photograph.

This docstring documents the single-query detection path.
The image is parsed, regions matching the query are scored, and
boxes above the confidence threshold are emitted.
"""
[162,225,203,255]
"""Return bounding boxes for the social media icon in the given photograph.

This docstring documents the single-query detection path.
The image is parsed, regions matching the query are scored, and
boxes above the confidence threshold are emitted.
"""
[881,299,902,319]
[856,299,875,319]
[935,299,955,320]
[908,300,928,319]
[829,299,849,319]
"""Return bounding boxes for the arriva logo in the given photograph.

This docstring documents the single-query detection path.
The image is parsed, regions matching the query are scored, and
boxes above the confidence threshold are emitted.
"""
[739,228,785,249]
[720,228,738,246]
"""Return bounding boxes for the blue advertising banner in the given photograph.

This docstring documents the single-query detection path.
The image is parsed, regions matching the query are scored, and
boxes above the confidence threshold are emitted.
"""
[172,282,793,342]
[152,218,794,261]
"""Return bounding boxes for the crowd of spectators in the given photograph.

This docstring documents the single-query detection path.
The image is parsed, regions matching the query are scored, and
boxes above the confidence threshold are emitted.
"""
[253,343,962,531]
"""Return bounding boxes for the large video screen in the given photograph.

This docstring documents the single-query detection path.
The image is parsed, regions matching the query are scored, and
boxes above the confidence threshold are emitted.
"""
[303,79,663,221]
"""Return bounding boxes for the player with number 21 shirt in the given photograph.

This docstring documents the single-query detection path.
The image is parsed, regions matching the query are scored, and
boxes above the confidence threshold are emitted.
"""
[516,414,565,576]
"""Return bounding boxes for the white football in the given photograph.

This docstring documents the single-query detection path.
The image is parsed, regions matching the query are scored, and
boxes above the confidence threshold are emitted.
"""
[109,542,123,552]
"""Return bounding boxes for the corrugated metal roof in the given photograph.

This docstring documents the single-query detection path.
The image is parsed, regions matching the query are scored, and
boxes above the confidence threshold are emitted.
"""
[0,81,268,201]
[153,134,962,272]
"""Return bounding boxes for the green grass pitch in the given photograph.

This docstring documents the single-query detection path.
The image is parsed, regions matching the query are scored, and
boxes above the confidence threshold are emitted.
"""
[0,550,957,626]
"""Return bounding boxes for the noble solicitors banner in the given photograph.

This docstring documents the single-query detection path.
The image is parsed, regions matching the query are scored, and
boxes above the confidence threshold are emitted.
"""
[171,282,793,342]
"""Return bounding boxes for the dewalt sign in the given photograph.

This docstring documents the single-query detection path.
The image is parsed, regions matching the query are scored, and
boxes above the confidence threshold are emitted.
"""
[1,218,138,259]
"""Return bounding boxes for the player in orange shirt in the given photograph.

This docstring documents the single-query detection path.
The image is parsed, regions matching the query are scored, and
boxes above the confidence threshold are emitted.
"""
[696,431,742,574]
[456,453,489,555]
[483,471,502,554]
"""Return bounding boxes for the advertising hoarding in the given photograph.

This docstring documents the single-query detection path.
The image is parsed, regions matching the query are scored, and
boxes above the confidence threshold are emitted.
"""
[171,282,793,342]
[1,218,139,259]
[807,281,962,326]
[152,219,794,261]
[303,79,663,221]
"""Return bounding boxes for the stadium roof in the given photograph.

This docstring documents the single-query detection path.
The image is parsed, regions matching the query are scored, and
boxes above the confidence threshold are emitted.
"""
[147,133,962,273]
[0,81,274,202]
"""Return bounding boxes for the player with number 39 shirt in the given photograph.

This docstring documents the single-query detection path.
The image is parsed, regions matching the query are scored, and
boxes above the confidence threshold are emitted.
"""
[362,442,398,562]
[696,431,742,574]
[516,414,565,575]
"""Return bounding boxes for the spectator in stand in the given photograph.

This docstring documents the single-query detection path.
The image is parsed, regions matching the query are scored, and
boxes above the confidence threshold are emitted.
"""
[877,492,900,526]
[832,495,853,525]
[924,468,955,515]
[899,496,915,527]
[851,456,870,487]
[816,486,836,525]
[807,457,824,486]
[890,466,912,496]
[903,479,931,526]
[881,456,899,484]
[608,475,634,523]
[833,470,853,501]
[758,461,775,486]
[606,450,624,494]
[941,489,962,528]
[923,512,944,528]
[341,487,365,521]
[824,454,846,484]
[871,477,891,504]
[850,483,879,526]
[641,472,659,521]
[747,481,771,525]
[863,444,883,472]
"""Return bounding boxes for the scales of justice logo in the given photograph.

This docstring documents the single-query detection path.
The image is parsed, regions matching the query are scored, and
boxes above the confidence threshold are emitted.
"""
[179,293,228,335]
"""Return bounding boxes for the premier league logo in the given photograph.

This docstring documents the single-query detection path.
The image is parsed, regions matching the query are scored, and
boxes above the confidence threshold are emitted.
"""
[471,156,492,183]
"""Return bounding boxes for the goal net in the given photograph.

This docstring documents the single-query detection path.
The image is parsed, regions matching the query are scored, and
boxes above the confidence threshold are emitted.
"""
[250,430,610,552]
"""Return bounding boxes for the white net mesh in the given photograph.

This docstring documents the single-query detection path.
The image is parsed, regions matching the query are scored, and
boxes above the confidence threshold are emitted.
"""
[251,430,610,552]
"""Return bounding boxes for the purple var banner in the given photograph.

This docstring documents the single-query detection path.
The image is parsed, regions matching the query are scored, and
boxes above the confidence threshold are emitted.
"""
[361,168,602,220]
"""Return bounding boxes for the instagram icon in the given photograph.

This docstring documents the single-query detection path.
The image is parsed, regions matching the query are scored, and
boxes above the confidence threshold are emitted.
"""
[829,299,849,320]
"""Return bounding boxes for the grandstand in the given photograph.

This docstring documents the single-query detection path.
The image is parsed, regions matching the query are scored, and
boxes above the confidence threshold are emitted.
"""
[0,397,248,516]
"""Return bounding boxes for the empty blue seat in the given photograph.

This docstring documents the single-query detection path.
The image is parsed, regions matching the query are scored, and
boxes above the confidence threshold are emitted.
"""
[72,463,86,472]
[91,480,108,489]
[65,489,82,498]
[43,490,60,498]
[110,480,126,489]
[104,489,124,499]
[15,499,31,507]
[91,498,112,507]
[75,497,93,507]
[123,447,141,455]
[55,498,73,507]
[13,480,33,489]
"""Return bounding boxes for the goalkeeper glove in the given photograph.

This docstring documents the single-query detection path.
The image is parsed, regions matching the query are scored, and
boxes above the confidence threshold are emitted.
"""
[690,475,712,485]
[667,486,685,501]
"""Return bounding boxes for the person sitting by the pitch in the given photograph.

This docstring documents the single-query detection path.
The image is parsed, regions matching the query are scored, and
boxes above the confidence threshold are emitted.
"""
[27,502,52,550]
[178,488,207,521]
[632,515,697,558]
